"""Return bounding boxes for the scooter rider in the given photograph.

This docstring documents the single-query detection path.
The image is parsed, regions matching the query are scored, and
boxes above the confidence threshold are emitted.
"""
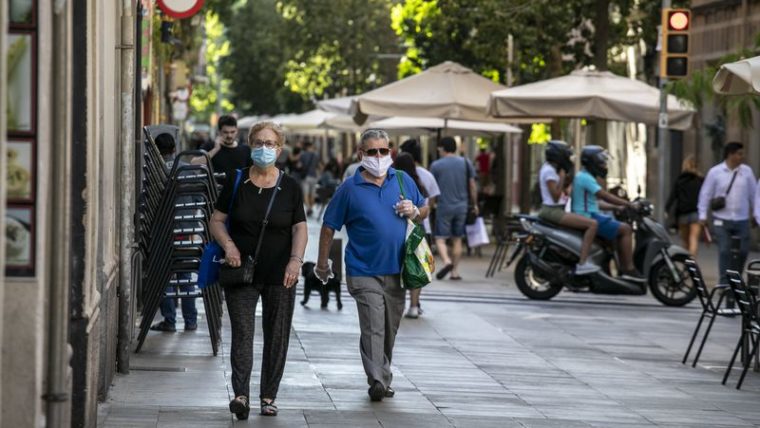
[538,141,599,275]
[571,146,645,282]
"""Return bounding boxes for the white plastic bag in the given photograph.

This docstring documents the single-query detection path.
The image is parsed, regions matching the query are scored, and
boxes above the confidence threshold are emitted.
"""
[465,217,490,247]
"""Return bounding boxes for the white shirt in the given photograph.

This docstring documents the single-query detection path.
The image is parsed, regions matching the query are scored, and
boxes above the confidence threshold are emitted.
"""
[697,162,756,221]
[753,179,760,225]
[416,166,440,234]
[539,162,567,206]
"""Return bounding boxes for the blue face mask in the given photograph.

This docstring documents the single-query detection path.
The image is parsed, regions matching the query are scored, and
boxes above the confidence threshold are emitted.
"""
[252,146,277,168]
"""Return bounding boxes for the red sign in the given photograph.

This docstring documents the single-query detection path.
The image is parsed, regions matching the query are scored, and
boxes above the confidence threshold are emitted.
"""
[157,0,205,19]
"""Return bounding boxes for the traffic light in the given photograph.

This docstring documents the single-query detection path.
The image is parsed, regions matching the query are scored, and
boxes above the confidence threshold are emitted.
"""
[660,8,690,79]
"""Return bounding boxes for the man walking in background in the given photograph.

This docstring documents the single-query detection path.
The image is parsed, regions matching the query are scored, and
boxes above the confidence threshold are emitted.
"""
[430,137,477,281]
[195,115,252,179]
[698,142,756,300]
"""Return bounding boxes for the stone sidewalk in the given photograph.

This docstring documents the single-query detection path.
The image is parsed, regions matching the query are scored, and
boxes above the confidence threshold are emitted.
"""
[98,219,760,427]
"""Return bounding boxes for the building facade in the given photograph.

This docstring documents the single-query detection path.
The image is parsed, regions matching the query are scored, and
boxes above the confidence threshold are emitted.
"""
[690,0,760,171]
[2,1,139,426]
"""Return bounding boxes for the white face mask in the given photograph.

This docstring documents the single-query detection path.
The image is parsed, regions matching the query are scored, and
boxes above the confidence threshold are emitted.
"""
[361,154,393,177]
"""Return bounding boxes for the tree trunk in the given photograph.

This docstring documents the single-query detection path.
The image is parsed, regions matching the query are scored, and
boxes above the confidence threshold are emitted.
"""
[590,0,611,149]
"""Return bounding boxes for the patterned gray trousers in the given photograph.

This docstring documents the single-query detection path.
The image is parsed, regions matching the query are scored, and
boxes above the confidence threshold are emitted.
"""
[224,284,296,400]
[346,275,405,388]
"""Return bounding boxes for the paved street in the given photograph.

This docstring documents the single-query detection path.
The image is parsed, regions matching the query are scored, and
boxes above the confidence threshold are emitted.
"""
[98,218,760,427]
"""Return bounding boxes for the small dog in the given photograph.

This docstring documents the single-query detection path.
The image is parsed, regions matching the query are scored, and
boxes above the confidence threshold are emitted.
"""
[301,261,343,310]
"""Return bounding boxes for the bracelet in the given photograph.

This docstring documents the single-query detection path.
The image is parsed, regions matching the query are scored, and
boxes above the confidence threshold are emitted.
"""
[289,255,304,263]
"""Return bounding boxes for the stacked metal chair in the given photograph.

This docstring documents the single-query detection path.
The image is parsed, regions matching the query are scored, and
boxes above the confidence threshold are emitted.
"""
[133,127,225,355]
[485,216,523,278]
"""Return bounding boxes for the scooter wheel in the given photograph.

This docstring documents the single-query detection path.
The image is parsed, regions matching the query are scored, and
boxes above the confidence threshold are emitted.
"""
[514,255,562,300]
[649,254,697,307]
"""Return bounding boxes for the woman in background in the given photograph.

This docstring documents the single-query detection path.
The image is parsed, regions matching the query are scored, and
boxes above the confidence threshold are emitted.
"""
[393,153,430,319]
[666,155,703,256]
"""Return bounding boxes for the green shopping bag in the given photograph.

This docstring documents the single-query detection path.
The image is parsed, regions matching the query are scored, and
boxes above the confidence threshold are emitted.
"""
[396,172,434,289]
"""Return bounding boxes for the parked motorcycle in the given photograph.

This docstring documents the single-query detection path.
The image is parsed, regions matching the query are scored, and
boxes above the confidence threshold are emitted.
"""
[508,200,697,306]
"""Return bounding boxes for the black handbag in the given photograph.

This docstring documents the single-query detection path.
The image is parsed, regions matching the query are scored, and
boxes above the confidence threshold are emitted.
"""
[219,171,283,288]
[464,159,477,225]
[709,170,738,212]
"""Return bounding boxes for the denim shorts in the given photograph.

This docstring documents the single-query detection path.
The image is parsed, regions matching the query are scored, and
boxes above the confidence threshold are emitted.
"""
[677,212,699,225]
[591,213,621,241]
[435,209,467,239]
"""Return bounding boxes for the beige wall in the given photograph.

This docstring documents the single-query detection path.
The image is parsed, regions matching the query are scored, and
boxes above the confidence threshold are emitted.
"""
[1,0,52,426]
[1,0,129,425]
[0,0,7,421]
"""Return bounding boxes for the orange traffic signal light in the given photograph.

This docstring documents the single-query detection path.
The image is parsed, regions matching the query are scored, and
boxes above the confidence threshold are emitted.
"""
[660,8,690,79]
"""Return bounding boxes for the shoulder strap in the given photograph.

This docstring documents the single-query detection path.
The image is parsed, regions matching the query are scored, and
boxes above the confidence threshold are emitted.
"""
[396,170,406,198]
[464,157,472,198]
[224,169,245,228]
[725,169,739,197]
[253,171,284,260]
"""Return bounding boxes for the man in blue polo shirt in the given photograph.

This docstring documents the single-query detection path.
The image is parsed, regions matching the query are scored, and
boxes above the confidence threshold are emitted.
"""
[315,129,428,402]
[571,146,643,282]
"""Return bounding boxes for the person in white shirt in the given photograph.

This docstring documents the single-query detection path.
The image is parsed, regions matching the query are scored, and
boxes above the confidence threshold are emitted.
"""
[538,141,599,275]
[399,139,441,319]
[697,142,756,287]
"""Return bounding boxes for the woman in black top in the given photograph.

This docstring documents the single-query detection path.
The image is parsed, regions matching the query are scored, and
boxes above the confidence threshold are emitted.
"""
[666,155,703,256]
[210,121,307,420]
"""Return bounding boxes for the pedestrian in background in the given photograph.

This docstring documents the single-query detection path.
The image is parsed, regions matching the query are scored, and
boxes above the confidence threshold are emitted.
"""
[475,146,493,187]
[666,155,704,256]
[399,139,440,318]
[299,140,320,216]
[698,142,756,289]
[430,137,477,281]
[209,121,307,420]
[149,132,198,332]
[315,129,428,402]
[393,152,431,319]
[196,115,253,179]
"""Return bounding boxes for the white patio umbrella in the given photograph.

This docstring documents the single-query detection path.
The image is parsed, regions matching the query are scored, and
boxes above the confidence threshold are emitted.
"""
[487,70,695,130]
[277,109,335,131]
[368,116,523,136]
[351,61,507,123]
[316,96,357,115]
[713,56,760,95]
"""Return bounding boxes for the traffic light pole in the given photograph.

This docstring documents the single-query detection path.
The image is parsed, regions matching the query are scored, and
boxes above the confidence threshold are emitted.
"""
[656,0,672,224]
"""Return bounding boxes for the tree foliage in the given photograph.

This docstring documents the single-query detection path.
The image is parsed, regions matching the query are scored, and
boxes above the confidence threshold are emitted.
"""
[391,0,676,84]
[189,11,235,122]
[220,0,304,115]
[277,0,402,100]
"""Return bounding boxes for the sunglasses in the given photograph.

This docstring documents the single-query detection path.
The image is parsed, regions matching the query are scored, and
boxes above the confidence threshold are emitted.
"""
[363,148,391,156]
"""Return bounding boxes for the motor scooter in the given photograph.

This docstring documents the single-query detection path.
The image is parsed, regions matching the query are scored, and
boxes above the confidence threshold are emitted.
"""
[507,200,696,306]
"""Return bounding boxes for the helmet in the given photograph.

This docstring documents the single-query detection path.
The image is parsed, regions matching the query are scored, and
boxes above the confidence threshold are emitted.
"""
[545,140,574,172]
[580,145,609,178]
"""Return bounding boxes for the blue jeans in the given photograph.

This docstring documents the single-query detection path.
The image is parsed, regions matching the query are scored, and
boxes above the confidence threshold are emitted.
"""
[713,219,750,285]
[160,274,198,326]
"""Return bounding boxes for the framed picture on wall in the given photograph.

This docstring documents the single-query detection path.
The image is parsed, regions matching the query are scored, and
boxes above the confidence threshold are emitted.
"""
[9,0,35,26]
[5,205,35,276]
[6,32,35,134]
[7,140,34,202]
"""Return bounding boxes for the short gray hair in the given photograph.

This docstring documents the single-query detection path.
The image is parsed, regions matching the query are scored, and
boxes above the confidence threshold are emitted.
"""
[360,129,390,148]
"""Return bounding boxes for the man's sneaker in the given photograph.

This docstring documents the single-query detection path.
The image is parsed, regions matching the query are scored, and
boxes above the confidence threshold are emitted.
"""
[575,262,600,276]
[621,269,646,283]
[368,381,385,402]
[149,321,176,332]
[405,306,420,319]
[185,323,197,331]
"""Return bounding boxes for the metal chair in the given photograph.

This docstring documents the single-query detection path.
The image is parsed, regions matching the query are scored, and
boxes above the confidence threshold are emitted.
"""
[682,258,739,366]
[723,269,760,389]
